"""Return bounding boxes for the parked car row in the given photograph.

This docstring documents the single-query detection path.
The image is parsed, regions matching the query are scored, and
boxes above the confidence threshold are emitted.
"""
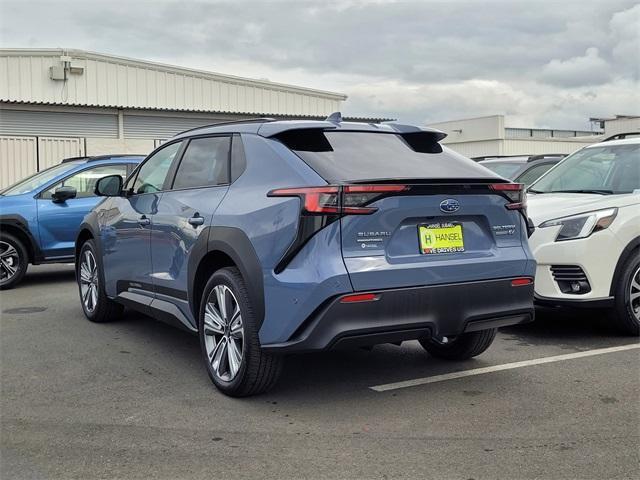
[527,138,640,335]
[477,154,566,186]
[1,116,638,397]
[0,155,143,288]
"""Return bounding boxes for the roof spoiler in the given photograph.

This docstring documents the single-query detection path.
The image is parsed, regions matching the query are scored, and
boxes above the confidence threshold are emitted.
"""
[259,113,447,153]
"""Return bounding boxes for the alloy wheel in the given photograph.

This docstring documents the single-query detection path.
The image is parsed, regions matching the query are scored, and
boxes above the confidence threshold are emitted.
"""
[630,265,640,322]
[79,250,99,313]
[203,284,245,382]
[0,241,20,283]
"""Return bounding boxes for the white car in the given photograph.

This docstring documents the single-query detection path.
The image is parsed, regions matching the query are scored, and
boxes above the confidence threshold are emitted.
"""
[526,138,640,335]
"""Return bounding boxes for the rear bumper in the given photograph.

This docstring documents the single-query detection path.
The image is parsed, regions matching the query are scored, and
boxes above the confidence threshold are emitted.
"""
[262,278,534,353]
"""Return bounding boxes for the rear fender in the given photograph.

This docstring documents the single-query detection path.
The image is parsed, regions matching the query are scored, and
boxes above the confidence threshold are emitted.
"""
[188,226,264,328]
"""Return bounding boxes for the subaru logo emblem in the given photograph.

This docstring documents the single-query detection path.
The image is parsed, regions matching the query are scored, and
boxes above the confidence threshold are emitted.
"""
[440,199,460,213]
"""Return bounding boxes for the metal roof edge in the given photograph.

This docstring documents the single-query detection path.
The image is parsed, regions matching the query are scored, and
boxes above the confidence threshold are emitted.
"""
[0,100,391,122]
[0,48,348,100]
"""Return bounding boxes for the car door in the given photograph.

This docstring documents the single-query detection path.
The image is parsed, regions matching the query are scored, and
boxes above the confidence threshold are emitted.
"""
[36,163,130,259]
[150,135,232,327]
[100,141,184,303]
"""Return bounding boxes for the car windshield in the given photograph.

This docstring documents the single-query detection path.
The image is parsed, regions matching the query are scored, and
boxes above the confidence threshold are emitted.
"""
[530,144,640,194]
[480,162,523,179]
[1,162,81,196]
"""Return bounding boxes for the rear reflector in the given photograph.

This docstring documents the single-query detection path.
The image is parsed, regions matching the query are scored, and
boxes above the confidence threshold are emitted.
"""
[340,293,380,303]
[511,277,533,287]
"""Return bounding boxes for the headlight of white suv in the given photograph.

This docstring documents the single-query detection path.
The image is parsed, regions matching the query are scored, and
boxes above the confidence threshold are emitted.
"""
[539,208,618,241]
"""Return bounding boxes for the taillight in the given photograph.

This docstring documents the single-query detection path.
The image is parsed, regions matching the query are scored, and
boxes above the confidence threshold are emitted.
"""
[343,185,408,214]
[267,186,340,214]
[269,184,408,215]
[490,183,526,211]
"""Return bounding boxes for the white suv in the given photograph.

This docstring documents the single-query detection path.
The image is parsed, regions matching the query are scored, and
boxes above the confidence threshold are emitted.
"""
[527,138,640,335]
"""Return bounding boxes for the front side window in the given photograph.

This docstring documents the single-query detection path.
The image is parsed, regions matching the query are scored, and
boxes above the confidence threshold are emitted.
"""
[531,144,640,194]
[41,164,129,199]
[132,141,182,194]
[172,136,230,190]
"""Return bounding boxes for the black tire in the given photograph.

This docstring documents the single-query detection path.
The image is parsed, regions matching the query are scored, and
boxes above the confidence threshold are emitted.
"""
[77,239,124,323]
[419,328,497,360]
[0,232,29,290]
[199,267,283,397]
[611,250,640,336]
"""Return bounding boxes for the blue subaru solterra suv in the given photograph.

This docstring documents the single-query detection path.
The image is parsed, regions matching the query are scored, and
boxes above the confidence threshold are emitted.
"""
[0,155,143,289]
[76,115,536,396]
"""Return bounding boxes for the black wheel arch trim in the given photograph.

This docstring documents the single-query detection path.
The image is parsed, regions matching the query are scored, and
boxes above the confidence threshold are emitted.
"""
[0,214,43,262]
[188,226,265,329]
[75,214,104,281]
[610,236,640,296]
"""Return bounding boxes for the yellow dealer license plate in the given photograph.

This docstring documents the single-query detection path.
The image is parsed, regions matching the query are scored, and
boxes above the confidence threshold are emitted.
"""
[419,222,465,254]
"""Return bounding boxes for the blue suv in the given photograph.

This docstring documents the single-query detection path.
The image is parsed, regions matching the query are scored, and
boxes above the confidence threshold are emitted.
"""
[76,116,536,396]
[0,155,143,289]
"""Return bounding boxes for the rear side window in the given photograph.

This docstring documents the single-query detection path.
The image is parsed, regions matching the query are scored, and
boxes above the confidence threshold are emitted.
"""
[515,163,555,186]
[172,136,230,190]
[279,131,493,182]
[480,162,523,178]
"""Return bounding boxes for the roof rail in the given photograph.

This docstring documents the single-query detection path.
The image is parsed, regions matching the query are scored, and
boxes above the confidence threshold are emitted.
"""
[174,117,276,137]
[86,154,145,162]
[527,154,567,162]
[61,156,89,163]
[472,155,531,161]
[60,154,144,164]
[600,132,640,142]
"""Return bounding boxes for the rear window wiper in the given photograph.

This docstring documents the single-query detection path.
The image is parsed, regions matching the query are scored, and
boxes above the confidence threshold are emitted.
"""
[547,189,614,195]
[527,188,544,194]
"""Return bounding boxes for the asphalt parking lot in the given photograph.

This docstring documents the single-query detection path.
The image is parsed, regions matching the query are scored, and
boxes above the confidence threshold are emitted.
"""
[1,265,639,480]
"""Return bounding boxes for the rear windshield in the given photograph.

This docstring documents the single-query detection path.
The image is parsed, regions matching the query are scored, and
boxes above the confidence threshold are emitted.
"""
[281,131,497,182]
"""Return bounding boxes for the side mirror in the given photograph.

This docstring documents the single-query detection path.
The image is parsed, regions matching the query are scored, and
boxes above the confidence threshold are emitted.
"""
[51,185,77,203]
[95,175,123,197]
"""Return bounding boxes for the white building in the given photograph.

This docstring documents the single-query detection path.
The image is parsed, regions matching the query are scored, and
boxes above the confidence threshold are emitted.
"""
[590,115,640,140]
[427,115,603,159]
[0,48,352,188]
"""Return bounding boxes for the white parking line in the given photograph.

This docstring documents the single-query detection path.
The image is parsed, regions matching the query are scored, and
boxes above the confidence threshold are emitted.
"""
[370,343,640,392]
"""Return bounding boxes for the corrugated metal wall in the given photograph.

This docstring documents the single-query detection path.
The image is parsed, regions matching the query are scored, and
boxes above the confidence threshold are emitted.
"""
[604,117,640,136]
[37,137,85,170]
[0,136,37,189]
[0,50,345,116]
[443,140,502,158]
[0,108,118,137]
[502,139,592,156]
[123,114,231,139]
[0,135,85,188]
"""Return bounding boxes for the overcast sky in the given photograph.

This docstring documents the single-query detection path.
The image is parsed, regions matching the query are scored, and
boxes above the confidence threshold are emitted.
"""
[1,0,638,129]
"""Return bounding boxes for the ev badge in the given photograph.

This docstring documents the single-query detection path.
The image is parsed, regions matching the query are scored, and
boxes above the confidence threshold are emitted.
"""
[439,198,460,213]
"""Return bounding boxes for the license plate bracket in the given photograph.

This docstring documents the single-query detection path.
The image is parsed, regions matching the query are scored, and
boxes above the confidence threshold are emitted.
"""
[418,222,465,254]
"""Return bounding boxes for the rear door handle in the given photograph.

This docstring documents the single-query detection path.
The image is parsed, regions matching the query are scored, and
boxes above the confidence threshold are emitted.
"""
[188,215,205,227]
[138,215,150,226]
